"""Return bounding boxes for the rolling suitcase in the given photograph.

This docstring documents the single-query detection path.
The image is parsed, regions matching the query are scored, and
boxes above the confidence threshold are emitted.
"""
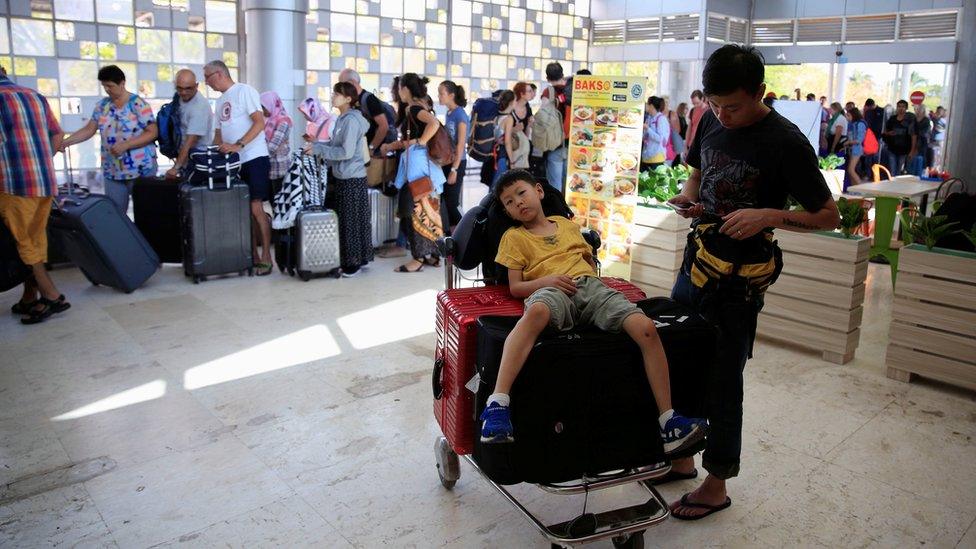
[285,155,340,281]
[369,188,397,248]
[181,147,253,283]
[433,278,646,456]
[132,177,182,263]
[472,297,716,485]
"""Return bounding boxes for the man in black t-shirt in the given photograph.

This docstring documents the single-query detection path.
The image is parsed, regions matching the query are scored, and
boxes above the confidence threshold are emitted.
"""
[339,68,391,156]
[664,45,839,521]
[882,99,917,175]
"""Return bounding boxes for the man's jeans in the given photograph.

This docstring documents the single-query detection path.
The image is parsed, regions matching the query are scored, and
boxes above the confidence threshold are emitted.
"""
[671,269,763,480]
[884,151,910,176]
[546,146,567,191]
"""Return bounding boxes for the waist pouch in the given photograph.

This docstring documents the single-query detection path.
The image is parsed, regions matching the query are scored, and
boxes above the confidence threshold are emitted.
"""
[687,223,783,296]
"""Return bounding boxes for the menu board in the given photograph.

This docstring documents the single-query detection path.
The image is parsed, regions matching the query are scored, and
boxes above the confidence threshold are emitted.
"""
[564,76,646,279]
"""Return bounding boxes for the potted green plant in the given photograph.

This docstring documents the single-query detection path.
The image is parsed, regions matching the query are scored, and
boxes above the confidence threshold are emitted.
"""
[631,164,692,297]
[818,154,845,195]
[757,196,871,364]
[886,211,976,390]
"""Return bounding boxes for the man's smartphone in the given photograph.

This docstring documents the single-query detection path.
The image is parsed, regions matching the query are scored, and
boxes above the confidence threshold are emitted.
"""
[668,200,696,211]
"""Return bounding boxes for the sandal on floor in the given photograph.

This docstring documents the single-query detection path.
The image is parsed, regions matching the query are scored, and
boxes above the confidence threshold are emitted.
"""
[11,300,38,315]
[256,262,273,276]
[21,296,71,325]
[670,493,732,521]
[423,256,441,268]
[647,468,699,486]
[395,264,424,273]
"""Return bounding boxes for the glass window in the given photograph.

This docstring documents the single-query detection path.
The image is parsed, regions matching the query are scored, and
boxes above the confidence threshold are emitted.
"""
[157,65,174,82]
[96,0,133,25]
[331,0,355,13]
[174,31,204,64]
[223,51,238,67]
[188,16,205,32]
[452,26,470,51]
[380,0,402,19]
[137,28,172,62]
[12,18,55,56]
[509,8,525,33]
[330,13,355,42]
[80,41,97,59]
[380,46,402,74]
[55,21,75,41]
[59,60,100,95]
[206,33,223,48]
[525,34,541,57]
[306,41,330,70]
[0,19,8,55]
[55,0,95,21]
[543,13,557,36]
[576,0,590,18]
[426,23,446,49]
[98,42,116,60]
[14,57,38,76]
[403,0,424,21]
[139,80,156,97]
[205,1,236,34]
[471,53,489,78]
[404,48,424,73]
[118,27,136,45]
[452,0,470,26]
[509,32,524,56]
[490,55,506,79]
[358,16,380,44]
[559,14,573,37]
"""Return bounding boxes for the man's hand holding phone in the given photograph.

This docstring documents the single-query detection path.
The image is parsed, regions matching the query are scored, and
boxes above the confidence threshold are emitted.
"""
[667,194,703,218]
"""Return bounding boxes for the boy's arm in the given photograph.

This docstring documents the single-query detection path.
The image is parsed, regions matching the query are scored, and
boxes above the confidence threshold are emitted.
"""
[508,269,577,299]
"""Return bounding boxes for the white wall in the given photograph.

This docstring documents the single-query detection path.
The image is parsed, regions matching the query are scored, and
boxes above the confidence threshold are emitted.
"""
[753,0,964,19]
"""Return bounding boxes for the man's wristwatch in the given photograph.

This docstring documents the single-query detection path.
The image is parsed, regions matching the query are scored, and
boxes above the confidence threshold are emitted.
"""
[449,167,458,173]
[235,139,244,147]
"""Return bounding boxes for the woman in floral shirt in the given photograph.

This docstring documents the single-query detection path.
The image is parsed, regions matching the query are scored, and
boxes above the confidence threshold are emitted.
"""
[61,65,158,214]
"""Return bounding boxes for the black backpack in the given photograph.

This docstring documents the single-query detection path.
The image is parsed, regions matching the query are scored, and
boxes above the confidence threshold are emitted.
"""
[360,90,397,144]
[932,179,975,253]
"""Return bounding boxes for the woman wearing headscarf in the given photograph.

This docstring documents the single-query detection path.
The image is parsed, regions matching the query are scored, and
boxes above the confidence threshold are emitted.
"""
[260,91,292,193]
[299,97,334,143]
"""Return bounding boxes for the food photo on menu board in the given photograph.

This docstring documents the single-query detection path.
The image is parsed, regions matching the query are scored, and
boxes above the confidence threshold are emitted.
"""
[564,76,646,278]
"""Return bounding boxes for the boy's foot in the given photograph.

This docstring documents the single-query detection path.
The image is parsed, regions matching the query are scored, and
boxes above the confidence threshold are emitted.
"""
[661,415,707,455]
[480,402,514,444]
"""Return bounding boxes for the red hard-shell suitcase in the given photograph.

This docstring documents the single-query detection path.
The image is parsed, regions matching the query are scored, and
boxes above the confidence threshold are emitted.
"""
[433,278,645,456]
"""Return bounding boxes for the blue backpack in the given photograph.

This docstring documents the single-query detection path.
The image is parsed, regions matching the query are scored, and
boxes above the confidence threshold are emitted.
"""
[157,94,182,160]
[468,91,503,162]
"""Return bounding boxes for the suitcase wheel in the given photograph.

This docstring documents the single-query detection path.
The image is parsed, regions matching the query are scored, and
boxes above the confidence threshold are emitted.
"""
[298,270,311,282]
[247,268,254,277]
[192,276,200,284]
[611,531,644,549]
[434,436,459,490]
[288,267,295,277]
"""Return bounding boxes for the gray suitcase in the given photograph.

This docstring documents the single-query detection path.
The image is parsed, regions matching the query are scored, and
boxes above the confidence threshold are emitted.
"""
[181,148,253,283]
[293,156,340,281]
[369,188,397,248]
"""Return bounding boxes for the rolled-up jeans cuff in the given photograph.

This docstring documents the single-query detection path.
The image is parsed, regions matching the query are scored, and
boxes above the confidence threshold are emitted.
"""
[702,458,740,480]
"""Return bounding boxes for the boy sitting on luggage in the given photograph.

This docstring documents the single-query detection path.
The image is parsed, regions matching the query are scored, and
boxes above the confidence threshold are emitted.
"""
[481,170,707,455]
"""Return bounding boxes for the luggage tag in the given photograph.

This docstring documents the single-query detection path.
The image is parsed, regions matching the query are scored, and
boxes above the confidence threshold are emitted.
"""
[465,373,481,394]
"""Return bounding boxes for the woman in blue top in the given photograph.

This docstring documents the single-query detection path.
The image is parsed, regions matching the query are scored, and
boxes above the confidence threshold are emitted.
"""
[845,107,867,186]
[641,96,669,172]
[438,80,469,233]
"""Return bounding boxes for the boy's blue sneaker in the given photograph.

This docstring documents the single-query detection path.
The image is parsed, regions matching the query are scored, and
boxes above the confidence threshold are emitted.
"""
[661,414,707,454]
[480,402,514,444]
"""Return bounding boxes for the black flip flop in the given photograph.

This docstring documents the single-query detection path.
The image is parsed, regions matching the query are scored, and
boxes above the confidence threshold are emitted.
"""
[11,300,38,315]
[395,264,424,273]
[647,468,699,486]
[21,296,71,325]
[670,493,732,521]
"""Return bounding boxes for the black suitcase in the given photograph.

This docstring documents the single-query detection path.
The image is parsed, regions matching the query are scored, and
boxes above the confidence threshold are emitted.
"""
[180,148,252,282]
[472,297,715,485]
[48,191,160,293]
[132,177,182,263]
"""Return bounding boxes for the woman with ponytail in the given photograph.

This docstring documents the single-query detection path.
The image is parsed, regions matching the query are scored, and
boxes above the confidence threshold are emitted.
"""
[438,80,469,232]
[381,73,447,273]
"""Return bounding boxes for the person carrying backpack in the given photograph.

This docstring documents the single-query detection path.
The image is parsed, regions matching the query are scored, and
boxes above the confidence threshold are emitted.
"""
[164,69,213,180]
[469,89,503,185]
[538,62,569,190]
[339,69,397,157]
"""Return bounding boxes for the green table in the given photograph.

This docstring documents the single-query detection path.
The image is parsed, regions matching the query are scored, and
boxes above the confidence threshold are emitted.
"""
[846,178,942,285]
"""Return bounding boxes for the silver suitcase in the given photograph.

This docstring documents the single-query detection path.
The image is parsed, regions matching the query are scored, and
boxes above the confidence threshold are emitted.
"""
[295,207,341,281]
[369,188,397,248]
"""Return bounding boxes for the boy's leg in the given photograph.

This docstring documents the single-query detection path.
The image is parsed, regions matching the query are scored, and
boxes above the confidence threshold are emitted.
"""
[492,301,553,395]
[621,313,672,414]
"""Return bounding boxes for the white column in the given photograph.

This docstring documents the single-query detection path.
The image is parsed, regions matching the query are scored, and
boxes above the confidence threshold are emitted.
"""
[835,62,847,104]
[243,0,308,145]
[944,5,976,187]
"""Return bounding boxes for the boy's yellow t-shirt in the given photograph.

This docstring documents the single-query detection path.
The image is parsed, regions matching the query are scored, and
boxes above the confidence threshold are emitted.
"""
[495,216,596,281]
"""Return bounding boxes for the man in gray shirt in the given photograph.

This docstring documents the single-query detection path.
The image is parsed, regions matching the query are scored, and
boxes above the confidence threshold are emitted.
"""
[165,69,213,179]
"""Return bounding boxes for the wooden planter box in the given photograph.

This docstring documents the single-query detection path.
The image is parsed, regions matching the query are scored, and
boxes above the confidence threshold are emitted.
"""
[885,244,976,390]
[630,205,690,297]
[757,231,870,364]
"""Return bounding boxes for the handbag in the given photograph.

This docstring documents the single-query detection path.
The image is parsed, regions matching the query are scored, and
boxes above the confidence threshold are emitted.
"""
[405,122,435,199]
[408,109,456,167]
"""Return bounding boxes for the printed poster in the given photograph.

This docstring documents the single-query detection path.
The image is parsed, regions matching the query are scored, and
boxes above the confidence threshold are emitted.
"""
[564,76,646,279]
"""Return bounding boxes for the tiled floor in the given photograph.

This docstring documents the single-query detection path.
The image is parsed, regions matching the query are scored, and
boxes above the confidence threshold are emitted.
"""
[1,185,974,547]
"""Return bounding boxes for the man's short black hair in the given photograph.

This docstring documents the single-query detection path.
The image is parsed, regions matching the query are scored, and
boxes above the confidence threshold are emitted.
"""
[576,68,592,76]
[97,64,126,84]
[897,99,909,107]
[702,44,764,97]
[806,93,816,100]
[493,169,538,202]
[865,98,876,107]
[545,62,564,82]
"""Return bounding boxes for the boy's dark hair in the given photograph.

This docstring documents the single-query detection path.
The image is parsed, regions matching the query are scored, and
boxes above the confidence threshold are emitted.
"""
[806,93,817,101]
[896,99,909,107]
[545,62,564,82]
[702,44,764,97]
[97,64,126,84]
[691,89,703,100]
[576,68,592,75]
[493,169,538,202]
[865,98,876,107]
[648,95,664,111]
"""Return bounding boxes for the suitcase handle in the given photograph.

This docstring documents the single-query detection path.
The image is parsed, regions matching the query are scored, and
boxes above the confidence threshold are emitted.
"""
[432,357,445,400]
[473,293,509,306]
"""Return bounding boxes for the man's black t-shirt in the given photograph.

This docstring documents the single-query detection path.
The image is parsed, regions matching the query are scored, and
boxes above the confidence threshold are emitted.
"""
[883,113,917,155]
[686,108,832,220]
[359,90,385,143]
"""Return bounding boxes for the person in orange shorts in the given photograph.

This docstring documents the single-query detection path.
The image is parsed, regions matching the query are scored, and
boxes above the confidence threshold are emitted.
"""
[0,65,71,325]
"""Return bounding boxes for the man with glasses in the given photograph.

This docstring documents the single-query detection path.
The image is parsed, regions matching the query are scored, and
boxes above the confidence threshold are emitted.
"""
[165,69,213,179]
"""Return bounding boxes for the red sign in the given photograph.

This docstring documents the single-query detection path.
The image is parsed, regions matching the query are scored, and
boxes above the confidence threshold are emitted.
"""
[910,90,925,105]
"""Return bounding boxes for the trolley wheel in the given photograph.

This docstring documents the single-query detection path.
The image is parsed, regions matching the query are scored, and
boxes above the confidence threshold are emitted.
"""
[612,531,645,549]
[434,436,460,489]
[278,265,285,273]
[298,270,312,282]
[192,276,200,284]
[247,268,254,277]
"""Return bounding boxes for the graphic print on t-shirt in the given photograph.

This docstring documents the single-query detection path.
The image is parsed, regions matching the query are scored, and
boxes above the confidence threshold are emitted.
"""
[220,101,232,122]
[699,149,761,217]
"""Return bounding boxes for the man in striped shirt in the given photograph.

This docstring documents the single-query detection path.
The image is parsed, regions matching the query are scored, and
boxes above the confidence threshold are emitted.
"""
[0,65,71,324]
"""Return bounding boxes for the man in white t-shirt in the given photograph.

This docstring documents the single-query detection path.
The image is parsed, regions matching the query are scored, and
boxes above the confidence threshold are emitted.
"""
[203,60,273,276]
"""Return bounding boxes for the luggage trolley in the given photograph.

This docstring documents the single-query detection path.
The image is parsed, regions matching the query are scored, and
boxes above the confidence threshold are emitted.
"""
[430,198,682,549]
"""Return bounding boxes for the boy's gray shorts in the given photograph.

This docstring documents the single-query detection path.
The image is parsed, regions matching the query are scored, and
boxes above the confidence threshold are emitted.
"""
[525,276,642,333]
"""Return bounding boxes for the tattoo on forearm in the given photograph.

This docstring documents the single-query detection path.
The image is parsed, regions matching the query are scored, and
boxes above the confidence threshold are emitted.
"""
[783,218,821,230]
